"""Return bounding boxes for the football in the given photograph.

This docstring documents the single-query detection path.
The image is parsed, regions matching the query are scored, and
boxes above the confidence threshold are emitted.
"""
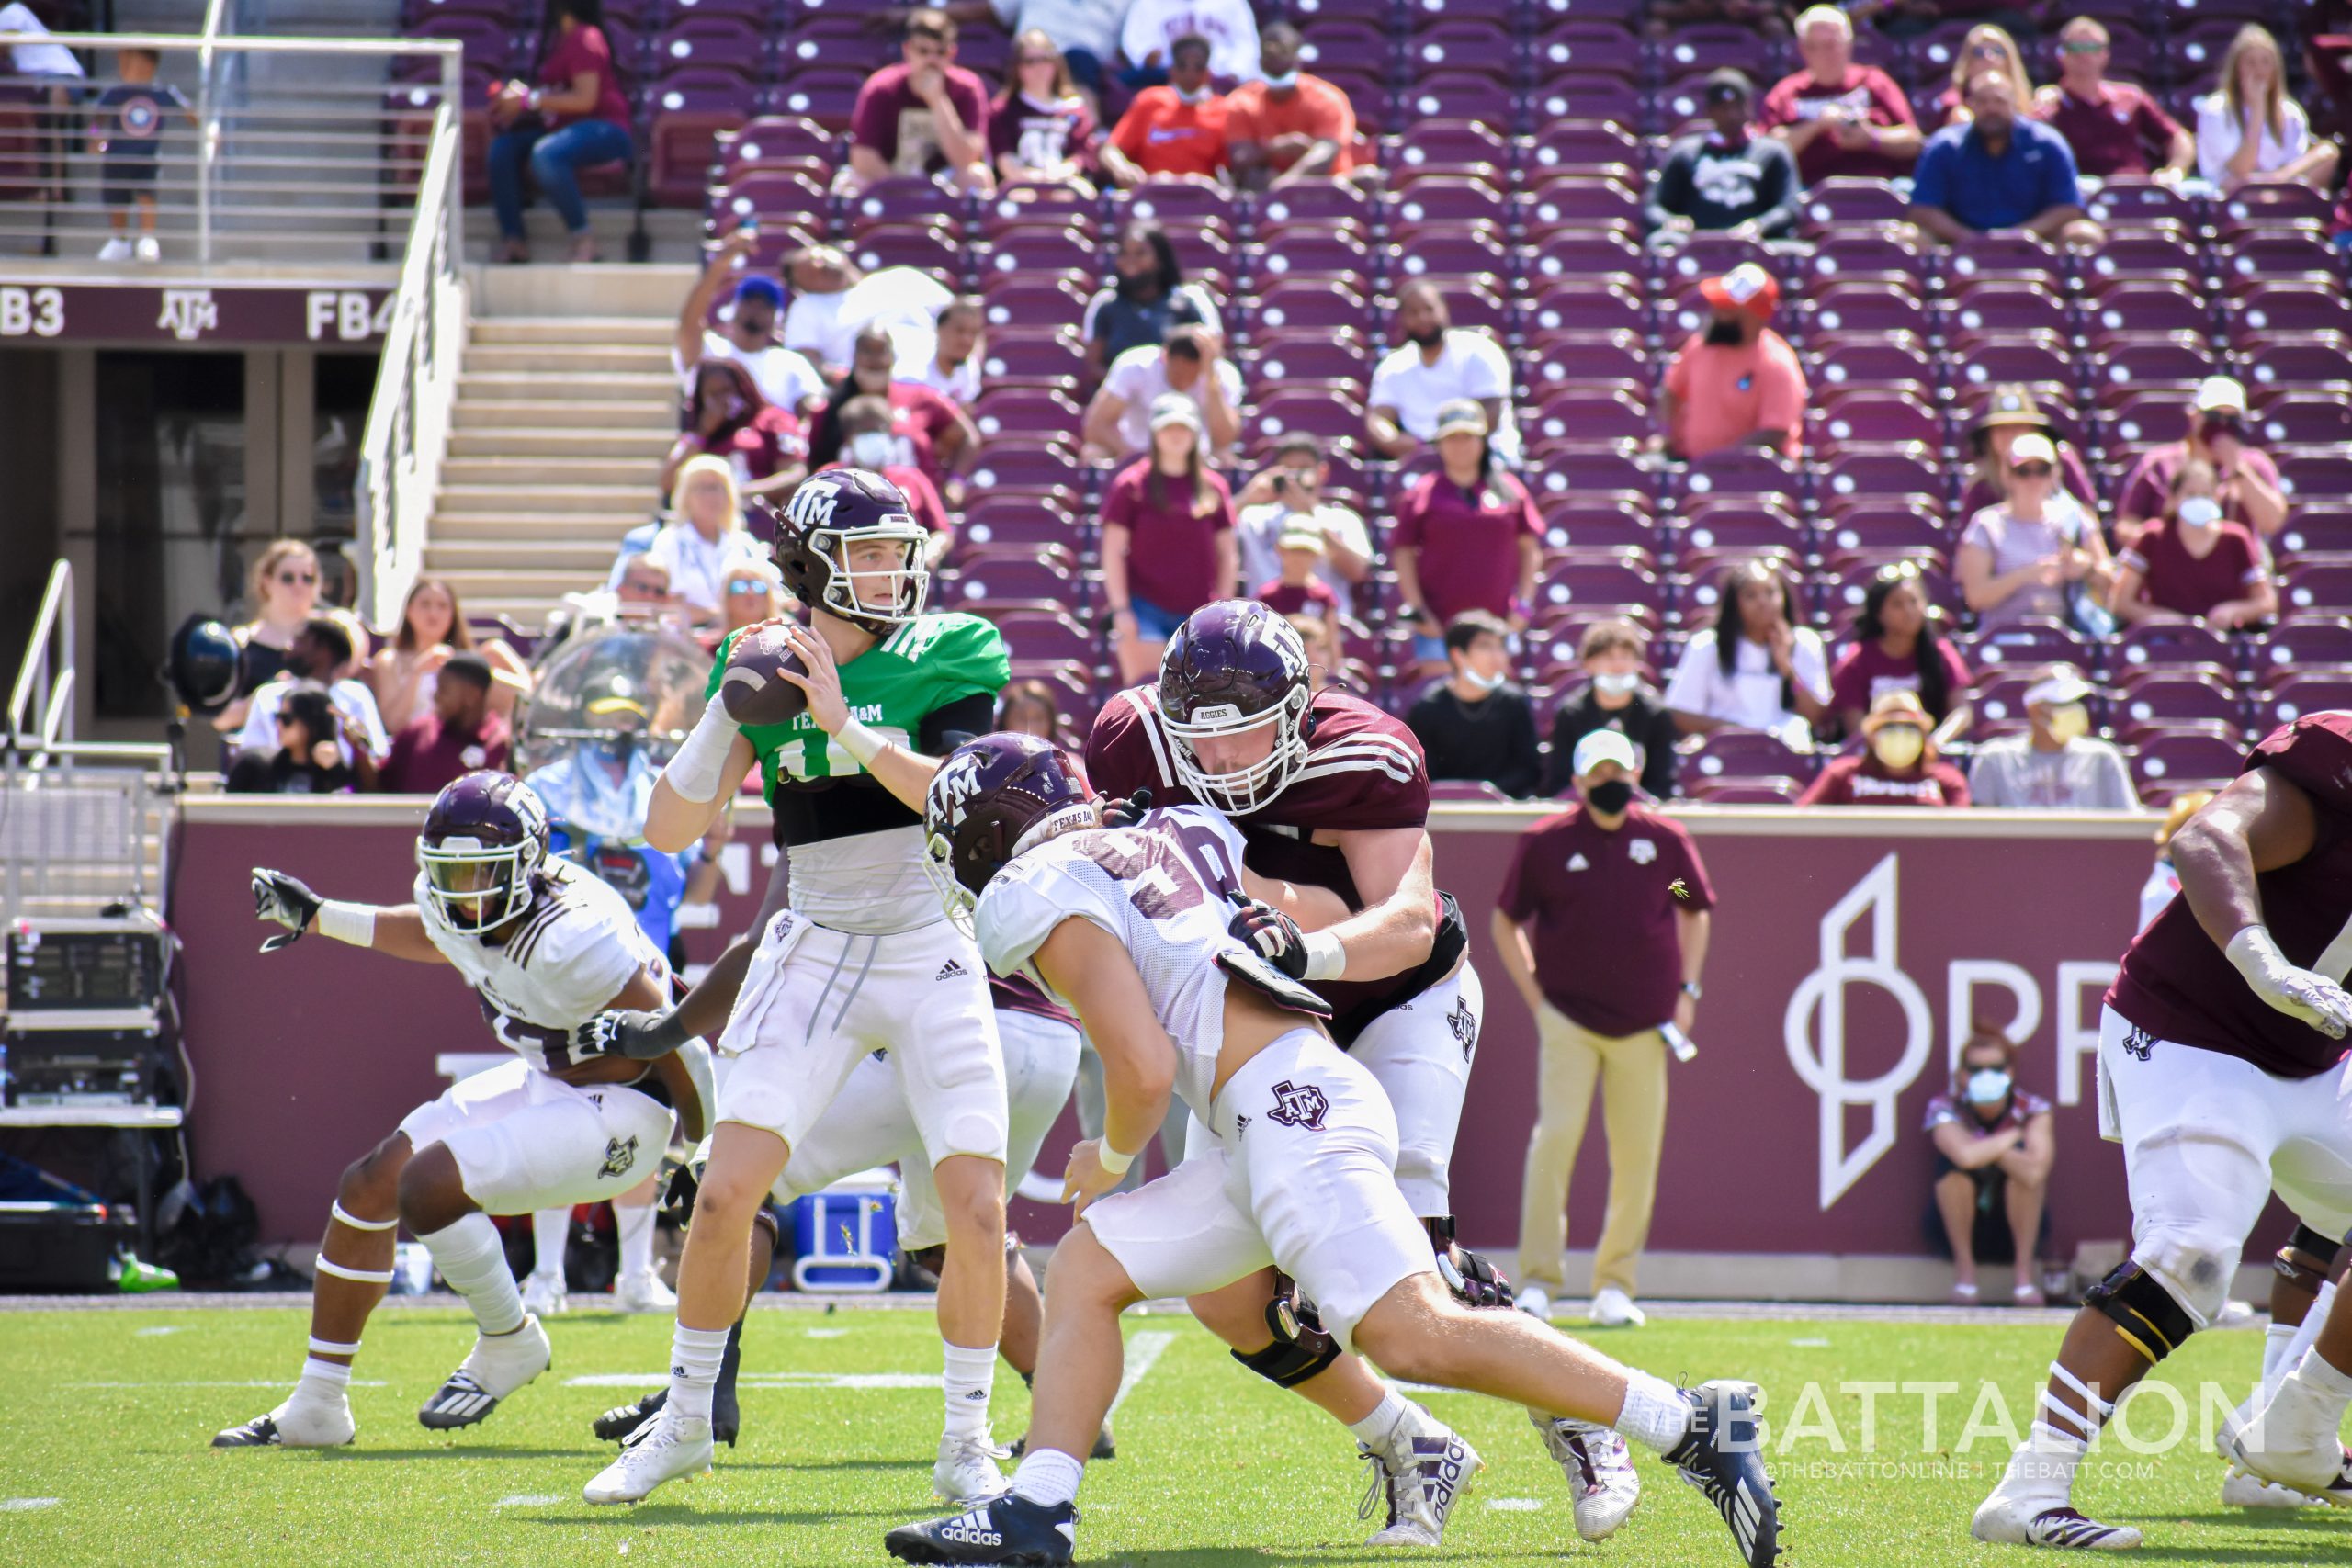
[718,624,808,727]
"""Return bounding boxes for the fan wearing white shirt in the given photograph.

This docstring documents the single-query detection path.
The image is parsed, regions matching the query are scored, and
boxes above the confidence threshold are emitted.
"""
[1230,434,1374,618]
[1119,0,1260,84]
[1662,558,1830,748]
[779,244,954,375]
[232,615,392,770]
[673,231,827,417]
[1366,282,1523,468]
[896,295,985,408]
[644,457,769,624]
[2193,24,2339,195]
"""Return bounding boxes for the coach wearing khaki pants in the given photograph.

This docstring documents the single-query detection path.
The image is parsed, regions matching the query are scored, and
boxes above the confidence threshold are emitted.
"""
[1492,729,1713,1327]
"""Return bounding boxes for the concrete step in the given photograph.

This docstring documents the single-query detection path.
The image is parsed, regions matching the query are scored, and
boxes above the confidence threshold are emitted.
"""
[424,539,624,571]
[464,248,704,308]
[472,317,675,347]
[447,427,674,459]
[442,456,659,488]
[456,371,680,401]
[431,513,645,541]
[437,481,656,511]
[454,399,675,430]
[427,567,612,600]
[464,344,673,377]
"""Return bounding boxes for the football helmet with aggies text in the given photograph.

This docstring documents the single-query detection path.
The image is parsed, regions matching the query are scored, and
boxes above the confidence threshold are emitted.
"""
[922,733,1096,931]
[418,771,551,934]
[764,467,932,633]
[1159,599,1315,814]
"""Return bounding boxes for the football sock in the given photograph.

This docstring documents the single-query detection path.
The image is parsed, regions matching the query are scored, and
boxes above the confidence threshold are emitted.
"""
[616,1201,657,1282]
[420,1213,526,1337]
[1009,1447,1085,1508]
[943,1340,999,1442]
[1612,1371,1692,1454]
[2274,1281,2337,1397]
[529,1208,569,1286]
[668,1323,731,1423]
[1347,1386,1412,1461]
[294,1357,352,1404]
[2259,1349,2352,1463]
[2262,1322,2300,1396]
[1998,1360,2108,1502]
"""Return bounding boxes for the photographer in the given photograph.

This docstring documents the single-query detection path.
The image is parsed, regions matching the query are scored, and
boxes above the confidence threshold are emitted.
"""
[1230,434,1373,619]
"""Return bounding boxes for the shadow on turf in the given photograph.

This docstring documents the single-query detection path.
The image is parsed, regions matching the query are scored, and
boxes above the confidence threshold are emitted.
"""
[310,1446,593,1461]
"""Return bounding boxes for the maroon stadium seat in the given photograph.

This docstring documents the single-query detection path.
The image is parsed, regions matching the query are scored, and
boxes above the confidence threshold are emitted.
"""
[2111,673,2247,741]
[2132,729,2247,795]
[957,495,1081,554]
[1690,729,1815,785]
[2263,674,2352,725]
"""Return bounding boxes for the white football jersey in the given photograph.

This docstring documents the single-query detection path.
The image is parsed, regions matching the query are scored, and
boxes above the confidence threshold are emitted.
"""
[975,805,1255,1119]
[416,856,662,1071]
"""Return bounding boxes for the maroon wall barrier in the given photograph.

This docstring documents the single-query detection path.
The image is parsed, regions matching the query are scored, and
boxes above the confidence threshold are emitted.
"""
[176,801,2165,1257]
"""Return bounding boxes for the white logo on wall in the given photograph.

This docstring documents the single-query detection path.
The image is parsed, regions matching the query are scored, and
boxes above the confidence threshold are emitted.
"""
[157,288,218,342]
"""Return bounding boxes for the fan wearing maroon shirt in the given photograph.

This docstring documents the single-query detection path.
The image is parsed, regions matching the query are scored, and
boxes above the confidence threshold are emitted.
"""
[807,325,977,495]
[1758,6,1923,185]
[847,6,994,196]
[2030,18,2193,181]
[1798,691,1970,808]
[1973,714,2352,1551]
[379,654,510,795]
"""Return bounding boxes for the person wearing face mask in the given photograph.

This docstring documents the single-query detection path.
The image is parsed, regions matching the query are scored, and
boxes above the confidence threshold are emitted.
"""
[1366,280,1522,465]
[807,324,977,493]
[1544,620,1678,801]
[1405,611,1540,798]
[660,358,808,503]
[1657,264,1806,460]
[819,394,956,557]
[1798,690,1971,807]
[1967,663,2141,810]
[1100,34,1231,189]
[1645,70,1802,243]
[1924,1032,2055,1308]
[2109,457,2278,629]
[2117,376,2290,543]
[1493,728,1714,1328]
[1224,22,1365,193]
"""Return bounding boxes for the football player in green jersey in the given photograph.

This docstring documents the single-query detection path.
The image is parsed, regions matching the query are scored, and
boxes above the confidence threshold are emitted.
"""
[579,469,1018,1509]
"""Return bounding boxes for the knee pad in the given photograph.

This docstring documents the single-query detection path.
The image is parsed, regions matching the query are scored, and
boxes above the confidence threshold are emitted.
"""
[2133,1224,2243,1330]
[1231,1292,1340,1389]
[2086,1258,2199,1364]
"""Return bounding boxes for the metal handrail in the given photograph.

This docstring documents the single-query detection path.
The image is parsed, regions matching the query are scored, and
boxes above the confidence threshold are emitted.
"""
[6,559,73,752]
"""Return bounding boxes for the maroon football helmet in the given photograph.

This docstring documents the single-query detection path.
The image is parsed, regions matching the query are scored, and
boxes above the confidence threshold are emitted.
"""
[922,733,1096,929]
[418,771,550,933]
[764,466,931,633]
[1158,599,1314,813]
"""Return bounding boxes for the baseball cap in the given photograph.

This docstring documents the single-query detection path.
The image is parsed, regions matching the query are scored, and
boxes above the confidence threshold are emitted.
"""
[1433,398,1489,438]
[1572,728,1639,779]
[1704,68,1753,104]
[732,274,784,310]
[2195,375,2248,413]
[2008,432,2058,468]
[2025,665,2093,707]
[1699,262,1780,317]
[1277,525,1326,555]
[1860,689,1930,735]
[1148,391,1203,432]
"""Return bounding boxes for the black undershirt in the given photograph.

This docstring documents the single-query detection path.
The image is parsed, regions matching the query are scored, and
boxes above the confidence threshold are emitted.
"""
[767,689,997,849]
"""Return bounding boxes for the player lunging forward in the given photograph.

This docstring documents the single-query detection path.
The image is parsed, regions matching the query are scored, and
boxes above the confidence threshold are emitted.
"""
[884,735,1781,1568]
[214,772,709,1449]
[1974,712,2352,1549]
[582,468,1017,1507]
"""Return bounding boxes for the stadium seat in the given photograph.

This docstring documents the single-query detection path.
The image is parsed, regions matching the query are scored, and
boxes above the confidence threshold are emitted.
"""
[2111,673,2248,741]
[2132,728,2247,795]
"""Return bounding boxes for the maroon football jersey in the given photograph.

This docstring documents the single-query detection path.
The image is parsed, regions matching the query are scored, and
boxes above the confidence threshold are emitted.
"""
[2109,713,2352,1078]
[1085,685,1464,1038]
[990,969,1078,1029]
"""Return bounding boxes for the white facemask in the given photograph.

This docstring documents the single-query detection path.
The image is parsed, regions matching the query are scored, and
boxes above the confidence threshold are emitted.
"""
[1173,82,1211,104]
[2177,495,2222,529]
[1592,671,1643,695]
[1965,1068,2012,1105]
[1461,667,1507,693]
[1263,69,1300,89]
[848,431,897,469]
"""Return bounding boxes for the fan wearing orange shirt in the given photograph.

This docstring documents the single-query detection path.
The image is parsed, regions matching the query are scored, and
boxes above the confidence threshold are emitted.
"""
[1225,22,1363,191]
[1102,33,1230,187]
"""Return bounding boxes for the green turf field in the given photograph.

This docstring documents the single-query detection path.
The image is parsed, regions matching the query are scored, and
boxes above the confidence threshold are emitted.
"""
[0,1303,2339,1566]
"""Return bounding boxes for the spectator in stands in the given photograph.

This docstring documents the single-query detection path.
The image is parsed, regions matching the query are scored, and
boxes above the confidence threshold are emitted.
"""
[1657,263,1806,460]
[989,29,1102,192]
[1120,0,1259,87]
[1664,556,1830,744]
[1933,25,2032,129]
[231,615,391,774]
[997,675,1081,751]
[662,358,808,503]
[1082,318,1243,460]
[1232,435,1373,619]
[1544,619,1679,801]
[1100,394,1237,683]
[225,682,357,795]
[379,654,511,795]
[642,457,771,626]
[369,577,529,735]
[1909,73,2103,249]
[1799,689,1972,807]
[1082,218,1224,378]
[1928,1030,2055,1306]
[1288,611,1340,692]
[2116,376,2290,542]
[1646,70,1803,243]
[898,296,984,408]
[952,1,1125,100]
[1250,524,1341,647]
[808,325,977,495]
[1969,664,2141,808]
[1760,6,1923,185]
[718,558,788,647]
[1957,432,2114,630]
[1225,22,1363,193]
[2032,17,2194,182]
[673,233,827,418]
[1390,400,1544,673]
[1496,728,1713,1327]
[1959,386,2097,521]
[91,46,192,265]
[2197,25,2340,195]
[2109,458,2278,628]
[1407,611,1541,798]
[780,246,955,375]
[822,395,956,553]
[2139,788,2214,929]
[615,556,689,627]
[225,539,321,703]
[848,7,994,196]
[1831,561,1973,742]
[487,0,633,265]
[1366,281,1523,466]
[1101,34,1230,188]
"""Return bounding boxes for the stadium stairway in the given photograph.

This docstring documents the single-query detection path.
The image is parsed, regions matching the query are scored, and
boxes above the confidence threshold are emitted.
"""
[424,263,693,626]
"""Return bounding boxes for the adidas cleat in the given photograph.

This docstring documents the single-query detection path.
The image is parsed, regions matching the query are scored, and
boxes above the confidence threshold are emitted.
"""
[212,1399,354,1449]
[1360,1423,1481,1547]
[1970,1495,2143,1550]
[583,1410,714,1505]
[884,1494,1078,1565]
[933,1432,1010,1505]
[418,1314,551,1430]
[2221,1467,2326,1509]
[1532,1409,1641,1540]
[1661,1380,1781,1566]
[1008,1416,1114,1461]
[590,1381,740,1448]
[2220,1413,2352,1507]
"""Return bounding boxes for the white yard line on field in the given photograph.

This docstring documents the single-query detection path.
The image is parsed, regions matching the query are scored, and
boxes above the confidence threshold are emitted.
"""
[0,1498,61,1511]
[494,1495,567,1508]
[133,1325,180,1337]
[66,1380,386,1388]
[1106,1331,1175,1418]
[563,1372,935,1390]
[1487,1498,1543,1512]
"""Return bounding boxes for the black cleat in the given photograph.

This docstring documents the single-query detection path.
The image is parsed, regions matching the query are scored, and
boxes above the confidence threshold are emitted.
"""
[212,1415,284,1449]
[591,1384,739,1448]
[1007,1416,1114,1461]
[1660,1381,1781,1567]
[884,1494,1079,1565]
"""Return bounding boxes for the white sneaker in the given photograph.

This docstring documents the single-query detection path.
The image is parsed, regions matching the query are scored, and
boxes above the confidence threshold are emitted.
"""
[1516,1283,1553,1321]
[2222,1467,2325,1508]
[97,236,131,261]
[933,1432,1009,1504]
[1589,1286,1646,1327]
[616,1269,677,1314]
[1971,1493,2143,1550]
[133,235,160,263]
[418,1314,551,1429]
[212,1393,355,1448]
[1532,1410,1641,1540]
[521,1272,567,1318]
[584,1409,714,1505]
[1360,1411,1480,1547]
[2221,1391,2352,1501]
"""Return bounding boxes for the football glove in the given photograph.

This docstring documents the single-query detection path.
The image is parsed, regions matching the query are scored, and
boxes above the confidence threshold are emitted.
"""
[2227,926,2352,1040]
[1098,785,1153,829]
[571,1008,690,1062]
[252,867,322,953]
[1227,892,1309,978]
[1439,1244,1516,1311]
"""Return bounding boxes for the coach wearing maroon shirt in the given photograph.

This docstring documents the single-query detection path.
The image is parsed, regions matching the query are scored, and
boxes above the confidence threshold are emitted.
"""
[1494,729,1713,1328]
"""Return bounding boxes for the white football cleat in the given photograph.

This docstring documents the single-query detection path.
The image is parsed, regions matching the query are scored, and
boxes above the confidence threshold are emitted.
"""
[521,1271,568,1318]
[616,1269,677,1314]
[1532,1410,1641,1540]
[933,1432,1010,1505]
[584,1410,714,1505]
[1971,1494,2143,1550]
[2221,1467,2325,1508]
[212,1394,355,1449]
[133,235,160,263]
[1360,1416,1480,1547]
[1589,1286,1646,1327]
[2221,1400,2352,1504]
[97,236,131,261]
[1516,1283,1553,1321]
[418,1314,551,1429]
